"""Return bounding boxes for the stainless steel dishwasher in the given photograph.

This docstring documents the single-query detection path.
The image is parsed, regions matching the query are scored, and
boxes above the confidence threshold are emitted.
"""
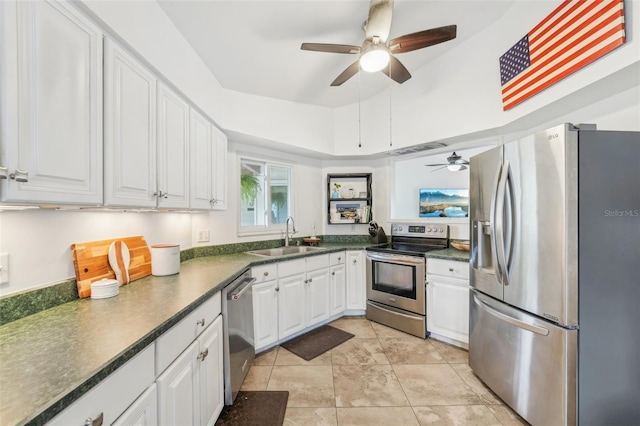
[222,271,255,405]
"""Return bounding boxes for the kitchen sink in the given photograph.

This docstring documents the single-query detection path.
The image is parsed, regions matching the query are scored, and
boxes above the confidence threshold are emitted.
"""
[246,246,325,257]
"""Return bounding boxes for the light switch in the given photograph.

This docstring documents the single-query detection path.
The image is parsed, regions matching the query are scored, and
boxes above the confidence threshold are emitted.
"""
[0,253,8,284]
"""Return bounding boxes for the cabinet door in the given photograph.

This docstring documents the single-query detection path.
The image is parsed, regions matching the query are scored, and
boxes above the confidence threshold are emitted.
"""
[157,341,200,426]
[330,264,346,315]
[199,316,224,426]
[104,39,157,207]
[345,250,366,310]
[112,384,158,426]
[306,268,331,327]
[189,108,213,209]
[278,272,306,339]
[427,274,470,344]
[211,126,227,210]
[1,0,103,204]
[253,280,279,351]
[157,82,189,209]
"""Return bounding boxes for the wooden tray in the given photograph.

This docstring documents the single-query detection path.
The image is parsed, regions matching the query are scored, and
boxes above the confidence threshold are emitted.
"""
[71,236,151,298]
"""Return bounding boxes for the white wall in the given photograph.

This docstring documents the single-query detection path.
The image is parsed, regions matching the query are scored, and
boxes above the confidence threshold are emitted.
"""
[0,210,192,296]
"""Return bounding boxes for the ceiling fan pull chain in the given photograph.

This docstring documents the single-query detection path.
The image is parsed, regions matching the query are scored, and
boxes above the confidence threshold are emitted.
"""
[358,68,362,148]
[389,73,393,147]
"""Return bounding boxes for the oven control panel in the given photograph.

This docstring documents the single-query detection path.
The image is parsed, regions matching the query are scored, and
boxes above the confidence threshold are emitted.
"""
[391,223,448,238]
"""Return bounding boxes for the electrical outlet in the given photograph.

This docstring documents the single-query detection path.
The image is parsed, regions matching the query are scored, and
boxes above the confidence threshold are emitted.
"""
[197,230,210,243]
[0,253,9,285]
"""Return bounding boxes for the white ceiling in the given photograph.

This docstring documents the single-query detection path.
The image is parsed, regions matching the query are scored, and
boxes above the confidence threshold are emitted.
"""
[157,0,514,109]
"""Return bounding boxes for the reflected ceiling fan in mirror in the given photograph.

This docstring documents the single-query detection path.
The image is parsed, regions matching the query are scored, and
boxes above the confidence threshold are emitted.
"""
[425,152,470,172]
[300,0,457,86]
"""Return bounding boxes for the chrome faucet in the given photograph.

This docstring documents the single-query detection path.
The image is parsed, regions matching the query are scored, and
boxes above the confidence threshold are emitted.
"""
[285,216,297,246]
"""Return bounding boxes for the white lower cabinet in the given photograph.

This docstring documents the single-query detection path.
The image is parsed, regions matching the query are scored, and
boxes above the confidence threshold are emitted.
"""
[48,344,155,425]
[426,259,470,346]
[252,264,279,351]
[345,250,366,310]
[253,253,344,351]
[278,270,307,339]
[329,252,346,315]
[112,384,158,426]
[157,315,223,426]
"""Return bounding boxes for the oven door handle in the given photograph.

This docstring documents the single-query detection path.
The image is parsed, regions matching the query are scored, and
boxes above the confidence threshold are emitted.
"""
[366,252,424,266]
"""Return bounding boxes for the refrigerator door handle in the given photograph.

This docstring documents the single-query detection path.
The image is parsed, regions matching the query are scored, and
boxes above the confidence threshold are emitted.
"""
[489,164,503,282]
[494,160,510,286]
[473,295,549,336]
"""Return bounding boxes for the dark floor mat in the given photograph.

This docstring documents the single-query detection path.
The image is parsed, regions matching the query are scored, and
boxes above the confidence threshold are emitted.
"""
[280,324,355,361]
[216,391,289,426]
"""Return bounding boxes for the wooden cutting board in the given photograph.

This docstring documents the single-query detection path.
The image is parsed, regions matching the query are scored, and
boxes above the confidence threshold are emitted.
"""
[71,236,151,298]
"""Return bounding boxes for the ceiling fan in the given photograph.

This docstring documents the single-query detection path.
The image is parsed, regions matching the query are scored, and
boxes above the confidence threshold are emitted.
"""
[425,152,470,172]
[300,0,456,86]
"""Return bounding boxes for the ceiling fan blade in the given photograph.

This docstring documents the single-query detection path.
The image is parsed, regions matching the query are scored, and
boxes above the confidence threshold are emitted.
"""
[330,61,360,86]
[389,25,457,54]
[424,163,448,167]
[458,165,468,171]
[365,0,394,42]
[300,43,361,54]
[429,165,449,173]
[381,55,411,84]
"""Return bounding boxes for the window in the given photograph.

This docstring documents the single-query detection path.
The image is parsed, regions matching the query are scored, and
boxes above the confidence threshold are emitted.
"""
[239,157,292,234]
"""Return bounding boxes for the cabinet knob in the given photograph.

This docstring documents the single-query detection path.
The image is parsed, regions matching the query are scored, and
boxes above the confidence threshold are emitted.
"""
[9,169,29,182]
[449,268,454,272]
[275,287,279,292]
[153,191,168,199]
[0,166,7,179]
[197,318,205,327]
[263,271,269,276]
[308,277,313,282]
[304,279,308,284]
[210,198,218,205]
[331,272,335,276]
[353,259,357,264]
[198,348,209,361]
[338,257,341,261]
[84,413,103,426]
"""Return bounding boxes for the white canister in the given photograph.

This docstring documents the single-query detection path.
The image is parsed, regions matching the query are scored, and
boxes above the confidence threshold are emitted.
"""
[151,244,180,276]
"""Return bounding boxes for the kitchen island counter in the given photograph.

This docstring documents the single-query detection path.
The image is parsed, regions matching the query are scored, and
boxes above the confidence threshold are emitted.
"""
[0,243,369,426]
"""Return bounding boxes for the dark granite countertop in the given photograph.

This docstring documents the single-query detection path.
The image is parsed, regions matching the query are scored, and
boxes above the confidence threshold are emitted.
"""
[426,247,471,262]
[0,243,367,426]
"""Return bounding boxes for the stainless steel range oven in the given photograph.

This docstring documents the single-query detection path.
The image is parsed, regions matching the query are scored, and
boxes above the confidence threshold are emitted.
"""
[366,223,448,338]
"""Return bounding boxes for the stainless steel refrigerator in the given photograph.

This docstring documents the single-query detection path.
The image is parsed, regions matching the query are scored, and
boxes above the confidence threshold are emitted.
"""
[469,123,640,426]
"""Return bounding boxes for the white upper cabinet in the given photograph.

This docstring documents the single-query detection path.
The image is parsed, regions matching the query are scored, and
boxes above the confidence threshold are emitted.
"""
[104,39,157,207]
[0,0,103,204]
[190,109,227,210]
[189,108,213,210]
[157,82,190,209]
[211,126,227,210]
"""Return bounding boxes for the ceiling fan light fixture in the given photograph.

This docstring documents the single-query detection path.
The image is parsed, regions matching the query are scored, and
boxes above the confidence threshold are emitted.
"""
[360,45,390,72]
[447,163,463,172]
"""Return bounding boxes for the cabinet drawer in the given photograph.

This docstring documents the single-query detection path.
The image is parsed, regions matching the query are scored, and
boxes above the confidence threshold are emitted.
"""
[278,258,306,277]
[155,291,221,375]
[48,344,155,425]
[252,264,277,283]
[427,258,470,280]
[306,254,330,271]
[330,251,346,266]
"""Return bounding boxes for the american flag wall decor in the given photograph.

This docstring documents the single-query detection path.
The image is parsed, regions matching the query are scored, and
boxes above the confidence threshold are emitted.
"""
[499,0,626,111]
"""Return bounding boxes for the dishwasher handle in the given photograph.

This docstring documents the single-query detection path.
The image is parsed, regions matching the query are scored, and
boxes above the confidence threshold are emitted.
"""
[228,277,256,301]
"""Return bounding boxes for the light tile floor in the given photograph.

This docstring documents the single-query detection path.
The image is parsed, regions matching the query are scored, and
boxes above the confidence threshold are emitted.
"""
[241,317,529,425]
